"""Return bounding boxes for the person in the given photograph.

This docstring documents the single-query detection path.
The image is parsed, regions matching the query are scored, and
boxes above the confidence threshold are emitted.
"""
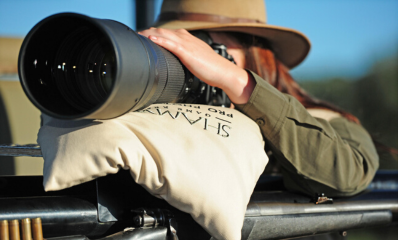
[139,0,379,197]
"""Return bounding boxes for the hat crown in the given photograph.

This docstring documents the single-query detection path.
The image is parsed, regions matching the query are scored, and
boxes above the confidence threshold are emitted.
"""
[160,0,267,23]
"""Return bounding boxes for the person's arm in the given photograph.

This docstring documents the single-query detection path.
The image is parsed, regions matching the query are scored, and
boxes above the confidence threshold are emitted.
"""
[235,71,379,197]
[138,28,256,104]
[138,28,379,197]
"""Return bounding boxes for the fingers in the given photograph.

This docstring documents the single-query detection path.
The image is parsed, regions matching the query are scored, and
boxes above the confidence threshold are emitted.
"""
[138,28,202,59]
[138,28,189,42]
[136,28,253,104]
[148,35,183,55]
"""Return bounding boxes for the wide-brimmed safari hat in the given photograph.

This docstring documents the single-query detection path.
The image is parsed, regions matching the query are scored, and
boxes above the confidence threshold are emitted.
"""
[154,0,311,69]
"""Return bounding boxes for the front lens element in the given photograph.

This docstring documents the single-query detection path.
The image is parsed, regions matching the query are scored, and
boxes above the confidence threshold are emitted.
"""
[21,15,116,116]
[53,26,116,112]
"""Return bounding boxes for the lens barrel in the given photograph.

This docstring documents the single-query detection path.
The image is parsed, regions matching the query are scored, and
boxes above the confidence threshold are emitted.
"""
[18,13,191,119]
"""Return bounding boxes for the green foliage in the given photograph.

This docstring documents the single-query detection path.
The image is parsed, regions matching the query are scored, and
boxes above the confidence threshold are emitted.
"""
[299,56,398,169]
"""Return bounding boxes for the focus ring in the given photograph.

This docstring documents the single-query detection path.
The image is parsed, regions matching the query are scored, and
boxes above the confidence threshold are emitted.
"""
[156,47,186,103]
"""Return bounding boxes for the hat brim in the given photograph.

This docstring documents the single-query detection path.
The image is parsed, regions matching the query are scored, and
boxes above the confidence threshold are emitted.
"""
[154,20,311,69]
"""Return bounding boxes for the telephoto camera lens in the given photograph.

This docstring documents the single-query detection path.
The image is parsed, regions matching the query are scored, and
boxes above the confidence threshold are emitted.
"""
[18,13,192,119]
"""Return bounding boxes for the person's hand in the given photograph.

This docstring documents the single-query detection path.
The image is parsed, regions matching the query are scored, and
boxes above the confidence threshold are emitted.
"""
[138,28,255,104]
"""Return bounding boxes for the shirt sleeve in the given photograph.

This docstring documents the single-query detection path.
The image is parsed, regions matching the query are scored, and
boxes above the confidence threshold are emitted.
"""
[235,71,379,197]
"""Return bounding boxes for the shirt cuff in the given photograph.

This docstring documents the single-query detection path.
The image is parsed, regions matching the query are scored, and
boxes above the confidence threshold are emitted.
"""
[235,70,290,141]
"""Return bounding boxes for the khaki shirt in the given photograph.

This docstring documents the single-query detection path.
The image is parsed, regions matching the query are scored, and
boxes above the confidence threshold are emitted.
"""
[236,71,379,197]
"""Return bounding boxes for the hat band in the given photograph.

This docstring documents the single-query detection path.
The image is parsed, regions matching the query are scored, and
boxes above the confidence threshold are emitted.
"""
[158,12,264,24]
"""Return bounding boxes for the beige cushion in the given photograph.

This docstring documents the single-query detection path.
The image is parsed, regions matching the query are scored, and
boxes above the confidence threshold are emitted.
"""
[38,103,268,240]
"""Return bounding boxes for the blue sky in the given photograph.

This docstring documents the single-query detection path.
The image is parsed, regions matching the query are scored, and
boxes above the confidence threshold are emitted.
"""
[1,0,397,80]
[266,0,398,79]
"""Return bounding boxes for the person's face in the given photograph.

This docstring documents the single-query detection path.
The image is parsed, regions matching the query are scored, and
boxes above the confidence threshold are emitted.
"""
[208,32,246,68]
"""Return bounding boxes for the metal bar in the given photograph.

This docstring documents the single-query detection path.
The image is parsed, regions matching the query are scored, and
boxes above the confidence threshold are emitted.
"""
[0,144,42,157]
[242,210,392,240]
[135,0,156,30]
[246,200,398,217]
[0,197,111,238]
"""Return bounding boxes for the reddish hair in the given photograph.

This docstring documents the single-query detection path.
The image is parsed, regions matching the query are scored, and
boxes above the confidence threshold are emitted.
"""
[244,46,361,124]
